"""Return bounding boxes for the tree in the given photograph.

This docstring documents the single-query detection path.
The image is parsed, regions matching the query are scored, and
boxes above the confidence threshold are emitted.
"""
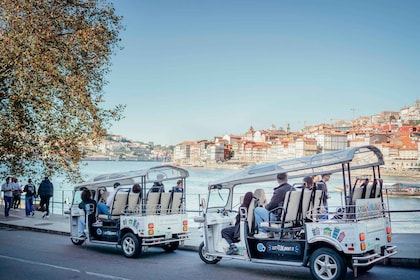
[0,0,124,182]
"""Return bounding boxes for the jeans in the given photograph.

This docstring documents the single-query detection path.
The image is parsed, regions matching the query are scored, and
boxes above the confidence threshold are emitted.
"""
[78,215,86,235]
[25,196,35,216]
[254,207,276,233]
[3,196,13,217]
[97,203,109,215]
[319,206,329,220]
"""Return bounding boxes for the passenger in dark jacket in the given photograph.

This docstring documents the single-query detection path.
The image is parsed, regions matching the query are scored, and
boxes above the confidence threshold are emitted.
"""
[254,173,294,237]
[78,189,97,237]
[38,176,54,218]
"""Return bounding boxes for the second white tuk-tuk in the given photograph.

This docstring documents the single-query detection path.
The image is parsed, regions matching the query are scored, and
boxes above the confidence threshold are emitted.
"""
[195,145,397,280]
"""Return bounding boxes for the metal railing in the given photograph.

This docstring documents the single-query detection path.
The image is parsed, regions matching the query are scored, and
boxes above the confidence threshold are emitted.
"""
[6,191,419,233]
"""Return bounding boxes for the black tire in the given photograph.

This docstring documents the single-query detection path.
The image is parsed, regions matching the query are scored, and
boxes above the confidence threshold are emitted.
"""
[70,237,85,245]
[163,241,179,253]
[121,232,141,258]
[198,241,222,264]
[309,248,347,280]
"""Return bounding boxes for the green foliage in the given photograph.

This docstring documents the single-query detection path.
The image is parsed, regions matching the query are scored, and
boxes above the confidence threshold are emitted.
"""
[0,0,125,182]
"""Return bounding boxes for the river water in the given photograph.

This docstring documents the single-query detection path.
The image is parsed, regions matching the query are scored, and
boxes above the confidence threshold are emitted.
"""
[47,161,420,233]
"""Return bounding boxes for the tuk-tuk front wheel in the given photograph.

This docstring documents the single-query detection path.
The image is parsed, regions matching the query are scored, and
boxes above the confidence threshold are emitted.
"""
[309,248,347,280]
[198,241,222,264]
[70,237,85,245]
[122,232,142,258]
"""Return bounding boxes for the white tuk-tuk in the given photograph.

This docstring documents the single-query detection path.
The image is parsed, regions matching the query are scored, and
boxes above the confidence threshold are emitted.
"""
[195,145,397,280]
[69,165,190,258]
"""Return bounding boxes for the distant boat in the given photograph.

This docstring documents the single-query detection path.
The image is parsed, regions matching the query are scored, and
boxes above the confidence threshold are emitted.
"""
[383,183,420,197]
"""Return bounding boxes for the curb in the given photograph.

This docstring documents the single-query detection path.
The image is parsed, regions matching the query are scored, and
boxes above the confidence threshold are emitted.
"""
[1,222,70,237]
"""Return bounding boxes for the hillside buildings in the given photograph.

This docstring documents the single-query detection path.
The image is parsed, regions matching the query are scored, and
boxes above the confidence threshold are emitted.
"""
[173,100,420,171]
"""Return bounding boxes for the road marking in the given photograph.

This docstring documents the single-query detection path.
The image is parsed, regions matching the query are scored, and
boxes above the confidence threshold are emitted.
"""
[0,255,132,279]
[86,271,132,280]
[0,254,80,272]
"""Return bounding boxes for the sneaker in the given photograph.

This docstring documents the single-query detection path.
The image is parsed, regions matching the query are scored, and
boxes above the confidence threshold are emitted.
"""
[253,232,274,239]
[226,244,239,255]
[31,211,35,217]
[78,234,86,238]
[92,221,103,227]
[42,212,47,218]
[45,215,50,219]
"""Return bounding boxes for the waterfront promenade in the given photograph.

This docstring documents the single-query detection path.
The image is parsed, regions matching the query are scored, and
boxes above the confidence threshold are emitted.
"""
[0,208,419,269]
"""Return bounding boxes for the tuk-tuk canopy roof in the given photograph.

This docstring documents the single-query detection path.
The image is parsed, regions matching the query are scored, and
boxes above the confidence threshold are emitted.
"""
[74,165,189,190]
[210,145,384,187]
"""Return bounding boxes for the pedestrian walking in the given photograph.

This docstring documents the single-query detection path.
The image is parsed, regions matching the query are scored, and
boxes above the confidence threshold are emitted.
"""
[38,176,54,218]
[1,177,13,218]
[23,179,36,217]
[12,177,22,210]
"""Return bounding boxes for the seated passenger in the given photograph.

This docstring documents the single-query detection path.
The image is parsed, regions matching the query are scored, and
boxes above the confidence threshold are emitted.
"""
[303,176,314,190]
[78,189,97,238]
[171,180,183,193]
[132,183,141,193]
[150,174,165,193]
[97,182,120,215]
[253,172,294,238]
[98,188,109,204]
[222,192,253,255]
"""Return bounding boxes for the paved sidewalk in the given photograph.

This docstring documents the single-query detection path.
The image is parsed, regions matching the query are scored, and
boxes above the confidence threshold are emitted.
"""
[1,208,419,268]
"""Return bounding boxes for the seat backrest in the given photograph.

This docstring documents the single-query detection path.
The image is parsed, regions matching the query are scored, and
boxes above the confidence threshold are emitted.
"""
[352,187,365,204]
[126,192,142,214]
[306,190,323,221]
[170,192,183,214]
[247,197,257,232]
[253,188,267,207]
[281,191,301,226]
[159,193,172,215]
[146,192,161,215]
[373,179,382,198]
[110,191,129,216]
[363,184,372,199]
[299,189,313,220]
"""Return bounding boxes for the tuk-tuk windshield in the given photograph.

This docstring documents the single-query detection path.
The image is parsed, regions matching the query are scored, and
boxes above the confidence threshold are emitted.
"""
[72,189,84,206]
[208,188,230,209]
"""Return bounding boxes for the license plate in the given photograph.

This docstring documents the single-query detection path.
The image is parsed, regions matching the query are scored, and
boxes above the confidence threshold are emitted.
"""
[165,232,171,239]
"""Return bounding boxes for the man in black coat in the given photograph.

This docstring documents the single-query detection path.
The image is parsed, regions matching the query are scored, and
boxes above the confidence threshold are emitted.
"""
[38,176,54,218]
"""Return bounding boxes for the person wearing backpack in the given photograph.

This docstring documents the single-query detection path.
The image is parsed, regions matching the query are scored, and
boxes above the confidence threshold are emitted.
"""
[23,178,36,217]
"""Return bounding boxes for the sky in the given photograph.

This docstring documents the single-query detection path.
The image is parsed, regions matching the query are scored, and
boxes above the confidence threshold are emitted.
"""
[102,0,420,145]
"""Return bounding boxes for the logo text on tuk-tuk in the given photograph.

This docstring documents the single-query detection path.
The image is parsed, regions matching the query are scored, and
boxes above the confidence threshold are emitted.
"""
[257,242,301,255]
